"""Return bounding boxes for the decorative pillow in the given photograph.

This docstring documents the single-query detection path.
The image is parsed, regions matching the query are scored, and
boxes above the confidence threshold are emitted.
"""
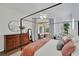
[62,41,76,56]
[63,36,72,44]
[57,40,64,50]
[64,39,72,44]
[63,36,70,41]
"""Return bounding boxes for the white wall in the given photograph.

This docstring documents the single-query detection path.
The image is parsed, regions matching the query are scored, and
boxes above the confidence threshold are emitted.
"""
[0,7,32,52]
[0,7,32,35]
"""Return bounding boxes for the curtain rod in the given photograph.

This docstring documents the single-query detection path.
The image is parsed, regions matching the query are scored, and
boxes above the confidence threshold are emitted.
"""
[21,3,62,20]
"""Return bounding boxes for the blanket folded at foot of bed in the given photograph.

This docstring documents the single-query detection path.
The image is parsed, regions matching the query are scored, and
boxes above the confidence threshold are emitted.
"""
[21,38,50,56]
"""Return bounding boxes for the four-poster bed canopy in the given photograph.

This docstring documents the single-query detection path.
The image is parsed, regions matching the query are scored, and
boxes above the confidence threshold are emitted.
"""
[19,3,62,50]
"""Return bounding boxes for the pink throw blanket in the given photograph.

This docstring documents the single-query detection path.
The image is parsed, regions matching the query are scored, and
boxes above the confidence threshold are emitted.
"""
[21,38,50,56]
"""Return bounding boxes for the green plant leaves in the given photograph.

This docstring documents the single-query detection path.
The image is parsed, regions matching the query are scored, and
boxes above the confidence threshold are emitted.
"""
[63,23,70,35]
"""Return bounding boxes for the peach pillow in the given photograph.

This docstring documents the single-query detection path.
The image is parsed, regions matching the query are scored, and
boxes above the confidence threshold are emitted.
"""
[62,41,76,56]
[63,36,68,41]
[64,39,72,44]
[63,36,72,44]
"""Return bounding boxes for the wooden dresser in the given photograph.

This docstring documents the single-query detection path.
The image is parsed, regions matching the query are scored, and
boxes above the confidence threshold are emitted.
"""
[4,33,29,52]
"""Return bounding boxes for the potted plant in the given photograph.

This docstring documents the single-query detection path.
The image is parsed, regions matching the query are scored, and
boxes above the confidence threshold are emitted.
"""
[63,22,70,35]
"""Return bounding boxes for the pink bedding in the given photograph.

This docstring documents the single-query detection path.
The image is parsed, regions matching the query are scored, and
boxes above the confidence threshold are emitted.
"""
[62,40,76,56]
[21,38,50,56]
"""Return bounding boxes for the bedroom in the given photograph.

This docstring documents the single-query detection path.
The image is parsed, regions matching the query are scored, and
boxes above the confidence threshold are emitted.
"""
[0,3,79,56]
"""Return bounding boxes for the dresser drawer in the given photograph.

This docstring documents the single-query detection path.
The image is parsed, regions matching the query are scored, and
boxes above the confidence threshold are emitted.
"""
[4,33,29,52]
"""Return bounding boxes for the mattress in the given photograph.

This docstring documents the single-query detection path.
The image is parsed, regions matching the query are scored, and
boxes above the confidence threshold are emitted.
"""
[34,39,61,56]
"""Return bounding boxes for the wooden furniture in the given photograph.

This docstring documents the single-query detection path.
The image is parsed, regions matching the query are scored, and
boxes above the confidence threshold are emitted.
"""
[4,33,29,52]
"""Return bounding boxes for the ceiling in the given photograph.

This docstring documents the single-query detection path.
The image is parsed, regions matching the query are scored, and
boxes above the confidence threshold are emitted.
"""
[0,3,54,15]
[0,3,79,21]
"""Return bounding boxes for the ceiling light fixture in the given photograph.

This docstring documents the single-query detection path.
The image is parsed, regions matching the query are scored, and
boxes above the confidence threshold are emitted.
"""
[40,14,47,19]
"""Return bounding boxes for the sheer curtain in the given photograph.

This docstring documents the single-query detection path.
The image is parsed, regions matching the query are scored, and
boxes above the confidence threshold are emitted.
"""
[49,18,54,38]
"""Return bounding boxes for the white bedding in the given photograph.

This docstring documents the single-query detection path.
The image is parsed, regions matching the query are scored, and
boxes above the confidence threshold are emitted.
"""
[72,43,79,56]
[34,39,62,56]
[72,36,79,56]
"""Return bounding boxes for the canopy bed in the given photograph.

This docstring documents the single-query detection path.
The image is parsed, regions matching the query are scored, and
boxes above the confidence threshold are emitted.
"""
[8,3,79,56]
[8,3,62,51]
